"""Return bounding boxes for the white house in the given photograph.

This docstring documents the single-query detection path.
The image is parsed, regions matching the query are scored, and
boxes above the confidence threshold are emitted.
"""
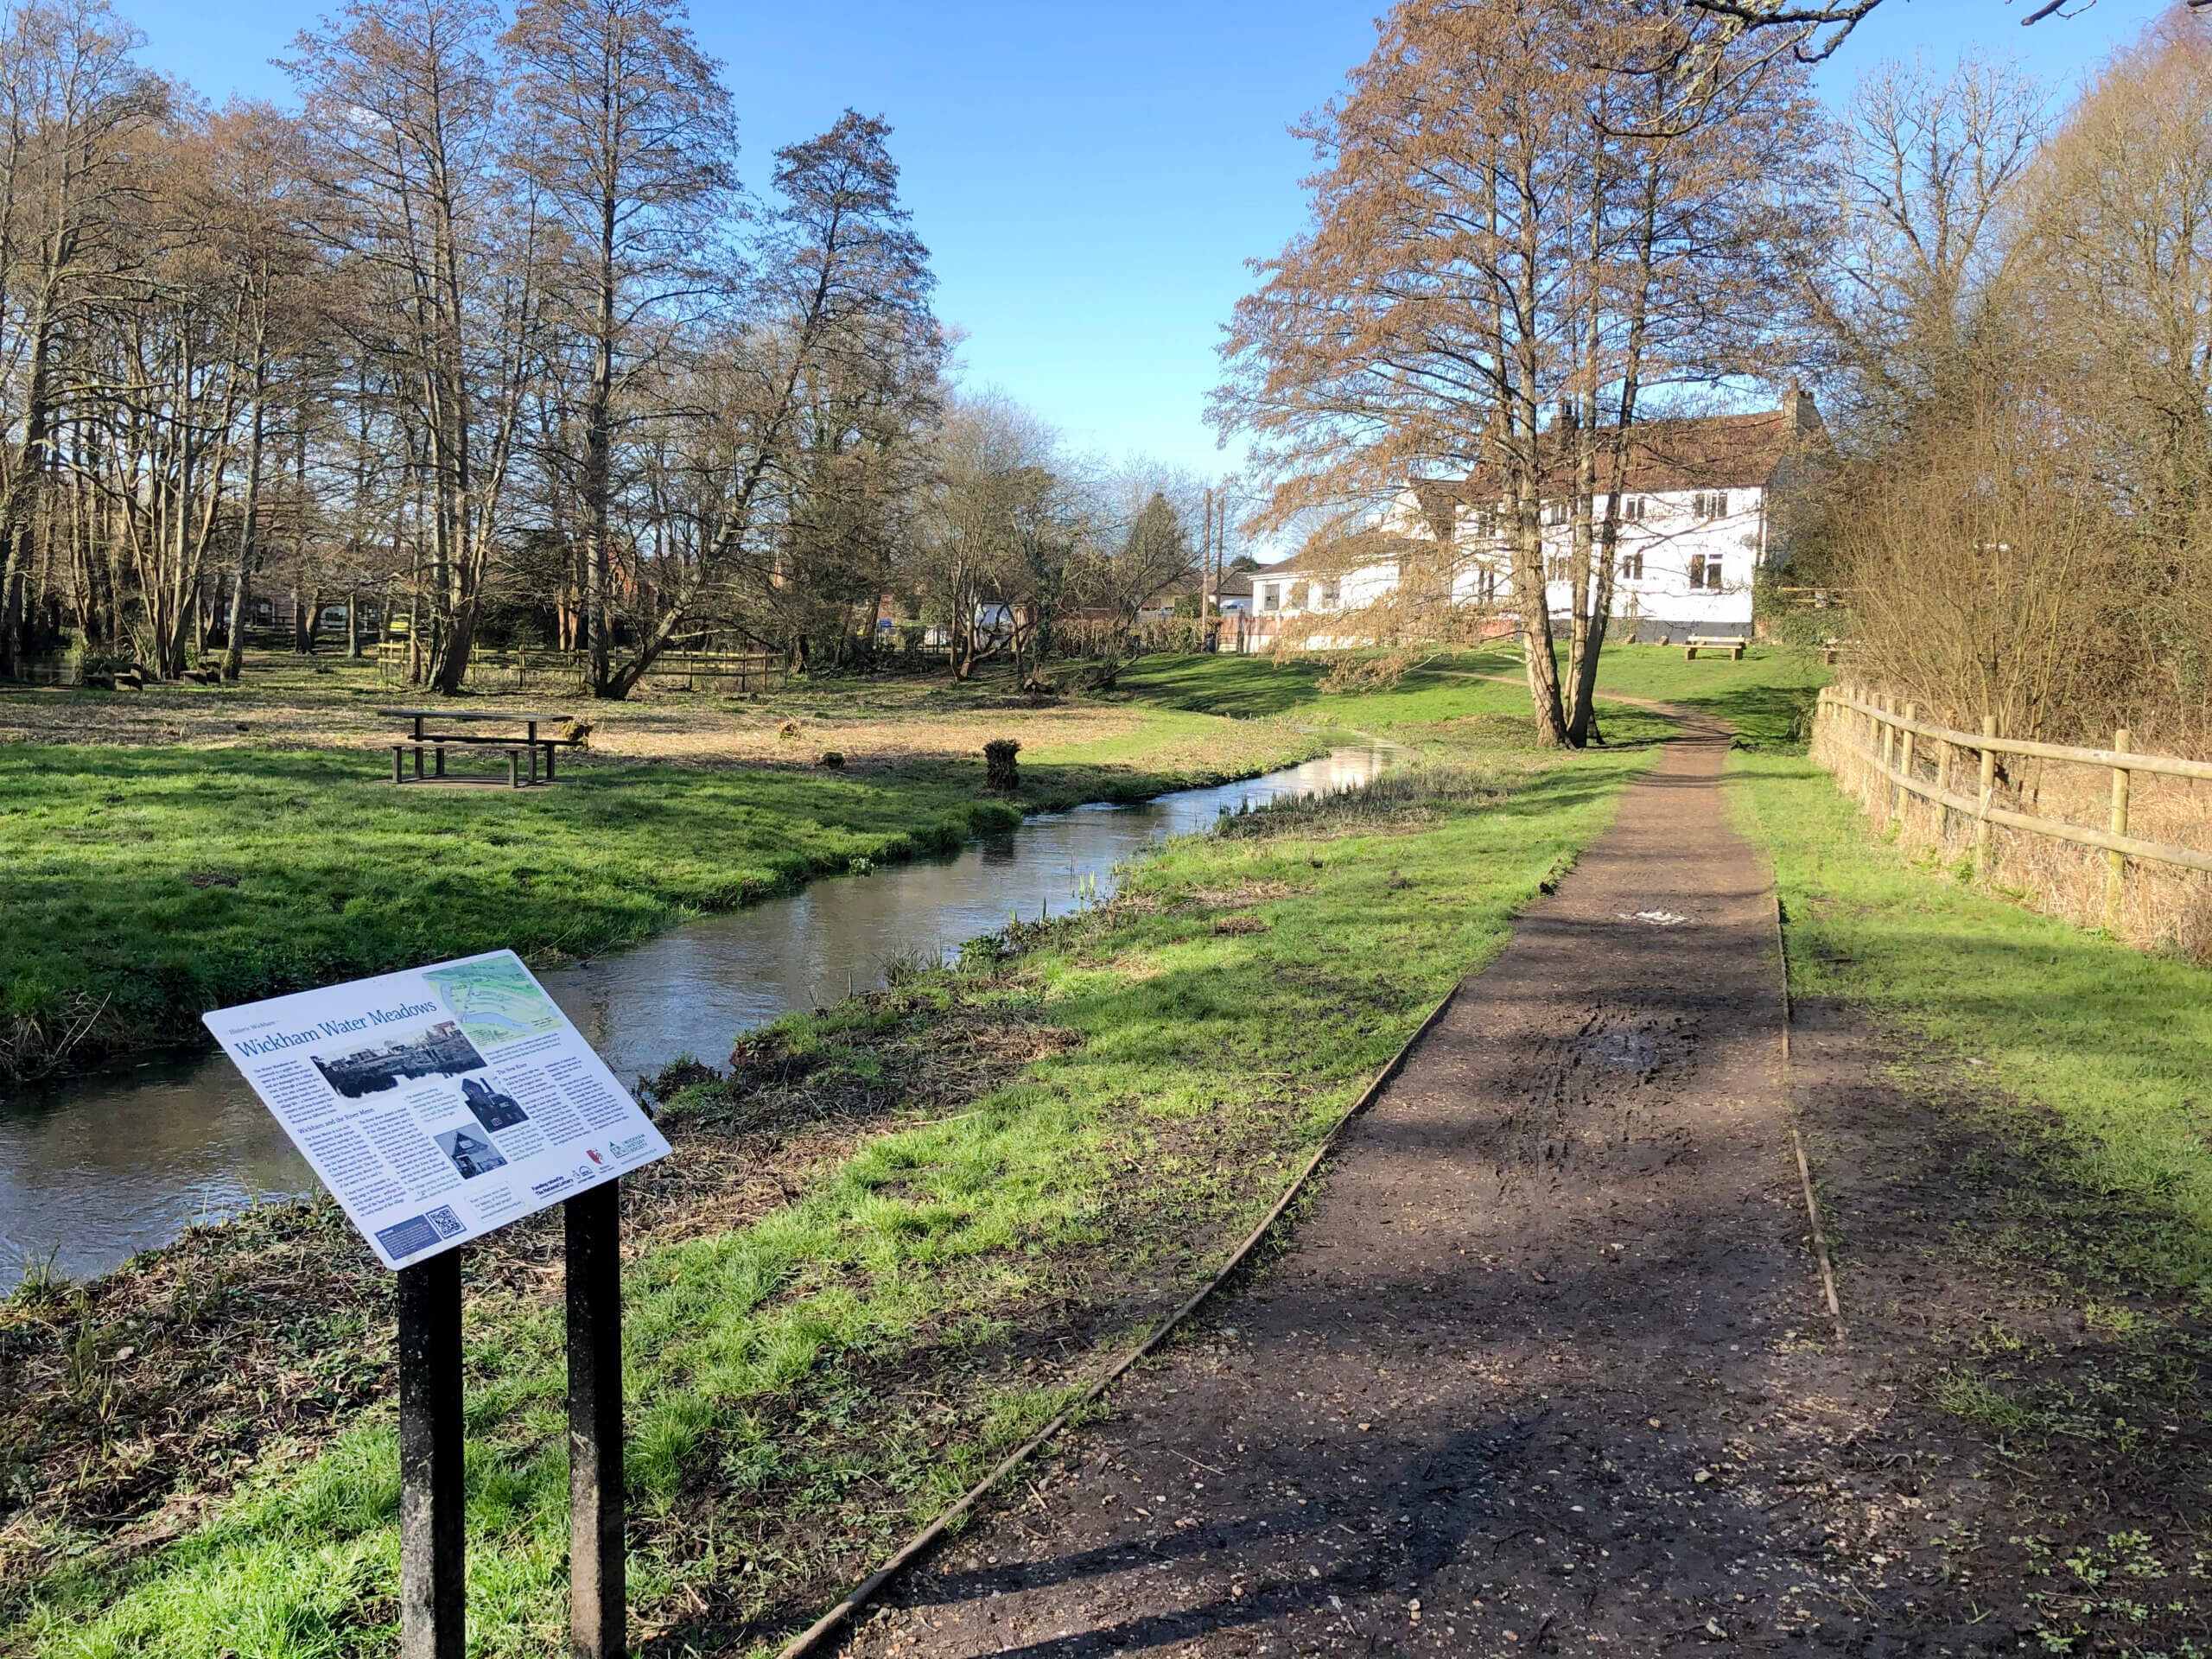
[1248,391,1828,647]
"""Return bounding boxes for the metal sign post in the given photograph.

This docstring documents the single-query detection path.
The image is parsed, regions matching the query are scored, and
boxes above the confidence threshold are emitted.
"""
[566,1181,626,1658]
[397,1251,466,1659]
[391,1195,630,1659]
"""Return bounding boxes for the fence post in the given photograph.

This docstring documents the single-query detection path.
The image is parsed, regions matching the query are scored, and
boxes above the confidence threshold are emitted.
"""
[1878,696,1895,817]
[1976,715,1998,879]
[1934,719,1952,841]
[1855,684,1872,805]
[1900,702,1918,822]
[2107,727,2133,933]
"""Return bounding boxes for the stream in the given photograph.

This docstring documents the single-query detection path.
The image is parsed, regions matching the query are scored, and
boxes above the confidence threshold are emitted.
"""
[0,744,1389,1285]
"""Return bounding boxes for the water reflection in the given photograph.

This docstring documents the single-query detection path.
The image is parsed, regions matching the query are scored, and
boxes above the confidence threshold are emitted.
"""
[0,744,1386,1283]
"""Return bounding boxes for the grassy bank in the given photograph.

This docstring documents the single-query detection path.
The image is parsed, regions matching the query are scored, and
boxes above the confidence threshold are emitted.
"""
[0,681,1323,1082]
[1,677,1663,1656]
[1,640,1727,1084]
[1112,639,1827,751]
[1731,747,2212,1281]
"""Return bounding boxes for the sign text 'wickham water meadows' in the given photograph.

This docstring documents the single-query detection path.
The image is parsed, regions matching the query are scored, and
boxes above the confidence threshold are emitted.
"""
[202,950,668,1268]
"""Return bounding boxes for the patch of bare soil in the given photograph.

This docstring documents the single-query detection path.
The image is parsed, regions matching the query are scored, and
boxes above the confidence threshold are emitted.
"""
[0,987,1071,1618]
[838,722,2209,1659]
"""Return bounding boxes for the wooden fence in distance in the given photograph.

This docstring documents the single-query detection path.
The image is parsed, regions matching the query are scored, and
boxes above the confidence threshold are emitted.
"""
[377,645,786,696]
[1814,684,2212,939]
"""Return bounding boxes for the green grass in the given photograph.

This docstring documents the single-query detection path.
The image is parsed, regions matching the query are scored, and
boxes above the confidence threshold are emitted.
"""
[1110,646,1681,753]
[0,702,1323,1081]
[1731,747,2212,1283]
[7,733,1661,1656]
[1590,641,1829,747]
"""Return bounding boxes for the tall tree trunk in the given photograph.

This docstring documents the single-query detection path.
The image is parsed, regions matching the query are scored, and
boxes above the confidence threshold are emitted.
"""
[0,285,59,677]
[222,396,265,681]
[583,183,617,696]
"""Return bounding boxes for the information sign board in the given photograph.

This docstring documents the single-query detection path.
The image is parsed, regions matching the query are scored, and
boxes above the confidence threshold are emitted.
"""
[203,950,670,1268]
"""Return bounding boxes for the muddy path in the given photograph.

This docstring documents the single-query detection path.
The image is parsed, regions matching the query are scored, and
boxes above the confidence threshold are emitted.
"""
[830,713,2211,1657]
[841,713,1829,1654]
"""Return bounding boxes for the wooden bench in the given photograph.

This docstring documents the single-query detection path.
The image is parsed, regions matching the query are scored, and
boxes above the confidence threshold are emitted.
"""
[1683,635,1747,661]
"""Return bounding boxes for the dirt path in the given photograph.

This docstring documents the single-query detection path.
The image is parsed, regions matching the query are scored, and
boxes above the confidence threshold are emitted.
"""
[838,713,1868,1656]
[823,702,2212,1658]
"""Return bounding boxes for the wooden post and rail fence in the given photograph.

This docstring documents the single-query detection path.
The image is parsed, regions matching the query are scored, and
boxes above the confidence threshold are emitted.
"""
[1815,683,2212,933]
[375,644,787,696]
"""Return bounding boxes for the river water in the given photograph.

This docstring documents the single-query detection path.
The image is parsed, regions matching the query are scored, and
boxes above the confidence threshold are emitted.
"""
[0,745,1388,1285]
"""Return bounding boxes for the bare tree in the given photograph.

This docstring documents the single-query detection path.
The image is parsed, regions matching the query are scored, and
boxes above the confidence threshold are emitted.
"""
[1675,0,2210,65]
[186,101,321,680]
[0,0,163,673]
[596,110,935,697]
[922,393,1067,681]
[1217,0,1817,746]
[1808,55,2045,445]
[286,0,545,694]
[1072,487,1190,690]
[502,0,735,695]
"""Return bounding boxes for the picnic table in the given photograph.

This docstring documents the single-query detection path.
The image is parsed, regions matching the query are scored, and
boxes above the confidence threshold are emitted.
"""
[379,708,575,788]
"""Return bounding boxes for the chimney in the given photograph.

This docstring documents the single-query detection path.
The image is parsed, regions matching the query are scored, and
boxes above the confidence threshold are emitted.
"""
[1782,382,1820,434]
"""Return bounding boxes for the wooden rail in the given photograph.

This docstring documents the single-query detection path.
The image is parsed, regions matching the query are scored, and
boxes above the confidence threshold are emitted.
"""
[1816,685,2212,929]
[376,644,785,694]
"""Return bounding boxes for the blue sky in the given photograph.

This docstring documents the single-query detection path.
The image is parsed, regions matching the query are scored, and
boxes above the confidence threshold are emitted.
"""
[122,0,2180,485]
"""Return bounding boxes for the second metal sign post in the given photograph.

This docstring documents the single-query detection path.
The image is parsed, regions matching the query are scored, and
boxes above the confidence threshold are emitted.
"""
[396,1181,630,1659]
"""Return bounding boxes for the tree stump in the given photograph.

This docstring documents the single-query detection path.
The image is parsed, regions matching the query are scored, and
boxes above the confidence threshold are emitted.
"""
[983,738,1020,792]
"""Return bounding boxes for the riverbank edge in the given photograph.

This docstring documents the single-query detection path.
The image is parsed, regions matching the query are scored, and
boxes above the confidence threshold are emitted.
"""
[1,740,1662,1656]
[3,727,1341,1090]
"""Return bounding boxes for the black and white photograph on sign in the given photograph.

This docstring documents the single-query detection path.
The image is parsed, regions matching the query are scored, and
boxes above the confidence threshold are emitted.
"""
[434,1126,509,1179]
[203,950,672,1270]
[313,1018,488,1097]
[461,1075,530,1132]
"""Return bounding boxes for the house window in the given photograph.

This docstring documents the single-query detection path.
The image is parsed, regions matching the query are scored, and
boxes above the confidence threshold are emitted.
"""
[1471,507,1499,539]
[1261,584,1280,613]
[1289,582,1309,611]
[1544,499,1567,526]
[1478,568,1499,605]
[1546,554,1572,582]
[1689,555,1724,590]
[1619,497,1645,522]
[1691,491,1728,520]
[1618,550,1644,581]
[1318,580,1340,608]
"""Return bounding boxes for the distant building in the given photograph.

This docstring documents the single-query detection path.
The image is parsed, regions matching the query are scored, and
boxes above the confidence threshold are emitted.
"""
[1245,392,1829,649]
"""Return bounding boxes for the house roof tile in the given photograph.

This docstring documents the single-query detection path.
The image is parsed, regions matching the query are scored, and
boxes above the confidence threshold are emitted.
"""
[1439,398,1827,505]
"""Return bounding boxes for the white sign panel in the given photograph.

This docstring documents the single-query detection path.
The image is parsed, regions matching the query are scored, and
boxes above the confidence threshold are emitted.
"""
[203,950,671,1269]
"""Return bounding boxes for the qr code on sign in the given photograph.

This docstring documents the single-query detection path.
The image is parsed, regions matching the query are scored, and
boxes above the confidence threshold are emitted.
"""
[425,1206,465,1238]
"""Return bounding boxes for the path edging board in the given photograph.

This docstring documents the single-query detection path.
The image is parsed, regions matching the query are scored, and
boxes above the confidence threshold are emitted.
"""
[772,979,1470,1659]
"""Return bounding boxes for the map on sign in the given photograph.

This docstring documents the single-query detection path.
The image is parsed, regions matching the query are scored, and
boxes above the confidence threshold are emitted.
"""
[203,950,669,1270]
[424,956,565,1050]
